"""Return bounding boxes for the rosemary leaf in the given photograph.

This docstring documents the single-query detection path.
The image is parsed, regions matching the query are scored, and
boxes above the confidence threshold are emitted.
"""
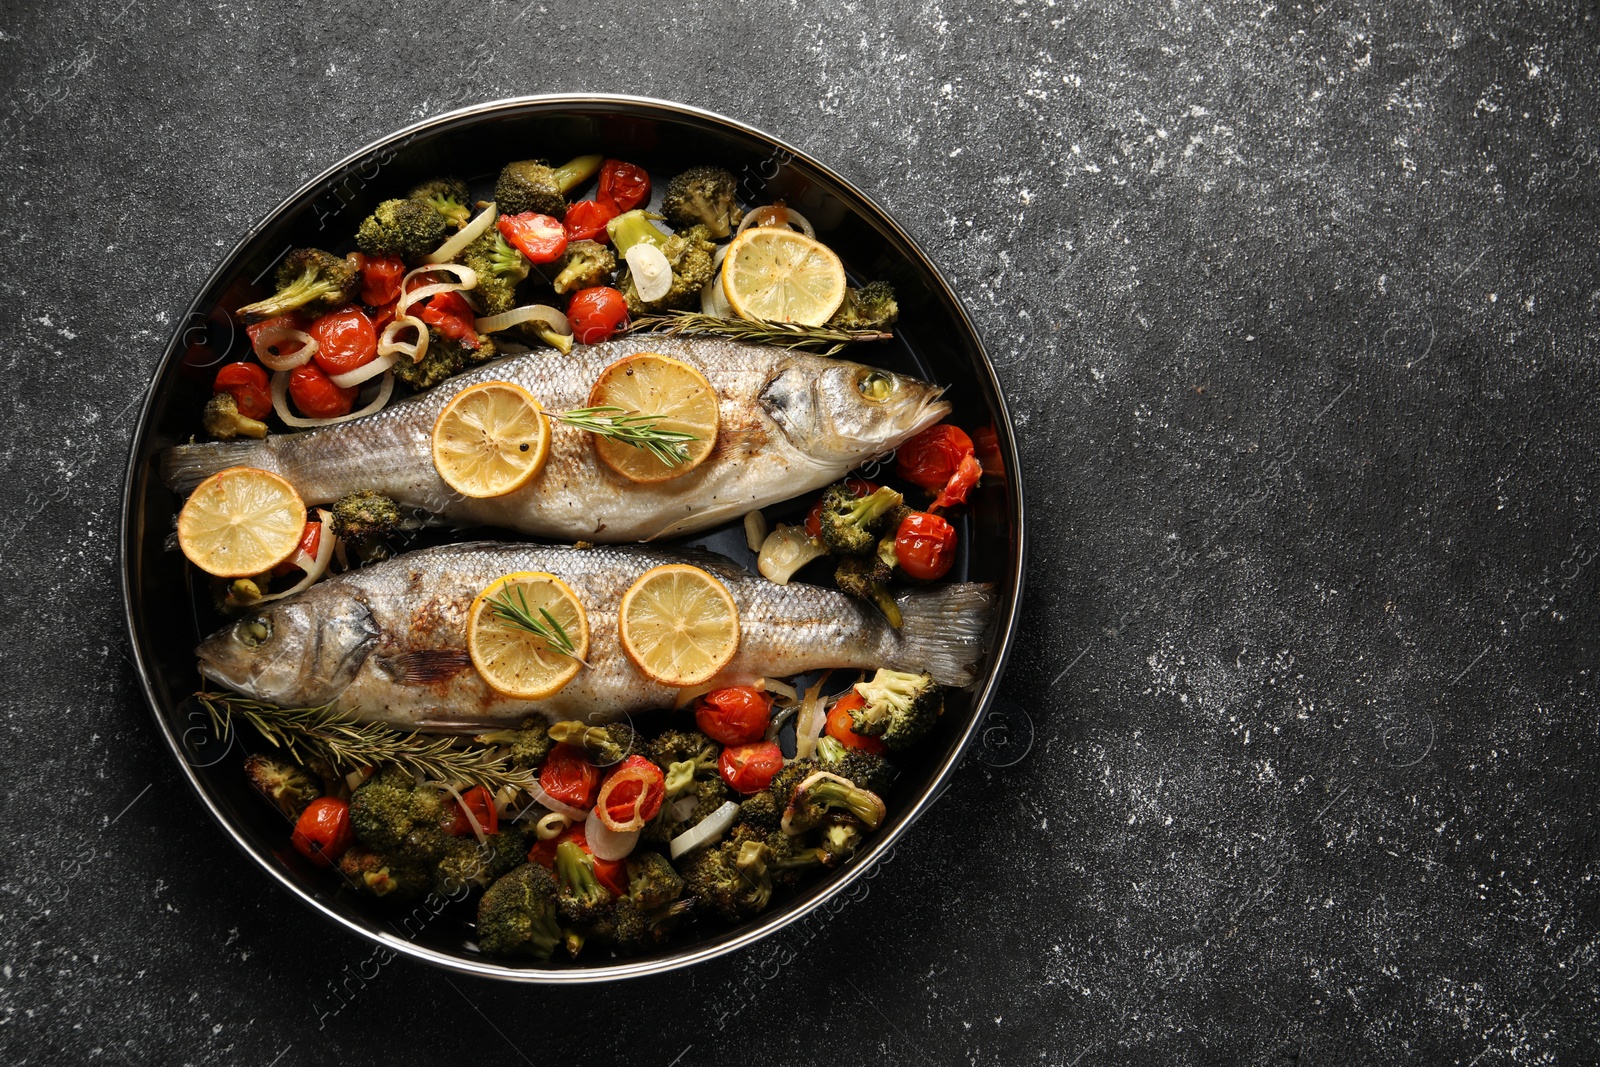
[625,311,893,357]
[553,405,696,467]
[484,584,590,667]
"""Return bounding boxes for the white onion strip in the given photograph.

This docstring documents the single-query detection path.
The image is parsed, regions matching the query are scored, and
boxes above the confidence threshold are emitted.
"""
[257,509,335,602]
[626,243,673,303]
[701,244,733,318]
[737,205,816,239]
[669,800,740,860]
[379,263,481,367]
[423,202,498,265]
[271,369,395,428]
[328,350,399,389]
[251,324,318,371]
[527,781,587,820]
[794,670,832,761]
[439,781,489,846]
[585,808,641,861]
[474,303,570,336]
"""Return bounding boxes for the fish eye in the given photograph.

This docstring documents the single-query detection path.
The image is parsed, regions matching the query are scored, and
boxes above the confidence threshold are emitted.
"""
[234,616,272,648]
[858,370,896,403]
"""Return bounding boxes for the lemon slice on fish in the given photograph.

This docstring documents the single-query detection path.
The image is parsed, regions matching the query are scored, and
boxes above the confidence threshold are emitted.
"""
[586,353,719,484]
[431,381,552,499]
[177,466,306,578]
[467,572,590,699]
[618,564,740,687]
[721,228,846,327]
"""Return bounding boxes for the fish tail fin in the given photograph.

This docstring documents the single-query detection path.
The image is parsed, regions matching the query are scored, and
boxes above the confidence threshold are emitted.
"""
[160,440,272,493]
[889,582,998,687]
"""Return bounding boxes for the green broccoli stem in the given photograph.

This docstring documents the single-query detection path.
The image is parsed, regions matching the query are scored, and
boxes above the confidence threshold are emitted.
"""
[608,210,669,255]
[237,266,326,322]
[553,154,603,193]
[847,486,903,528]
[555,841,606,906]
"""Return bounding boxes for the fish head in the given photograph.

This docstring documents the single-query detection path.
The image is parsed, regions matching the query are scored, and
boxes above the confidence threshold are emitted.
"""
[759,357,951,464]
[195,589,379,707]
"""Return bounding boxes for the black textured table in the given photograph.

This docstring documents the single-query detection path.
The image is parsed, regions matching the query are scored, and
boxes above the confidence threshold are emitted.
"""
[6,1,1598,1063]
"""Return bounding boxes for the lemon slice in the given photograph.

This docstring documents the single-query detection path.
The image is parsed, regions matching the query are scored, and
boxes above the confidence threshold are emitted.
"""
[618,564,740,687]
[586,352,719,484]
[177,467,306,578]
[467,572,590,699]
[431,381,551,498]
[721,228,847,326]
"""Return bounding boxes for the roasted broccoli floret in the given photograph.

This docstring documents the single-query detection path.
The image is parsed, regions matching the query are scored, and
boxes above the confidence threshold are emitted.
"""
[236,248,360,324]
[330,490,401,544]
[625,851,685,911]
[392,327,496,390]
[827,281,900,331]
[782,771,887,834]
[648,729,720,777]
[347,766,452,852]
[818,819,866,865]
[835,554,902,629]
[609,896,695,952]
[817,482,905,556]
[850,668,941,749]
[202,392,268,440]
[406,176,472,229]
[461,230,530,315]
[620,223,717,314]
[547,720,643,767]
[355,198,449,262]
[242,754,319,821]
[551,239,617,295]
[681,838,774,920]
[435,825,530,895]
[554,840,613,924]
[815,734,896,795]
[477,862,564,959]
[474,719,554,770]
[737,789,781,832]
[766,758,818,812]
[494,154,602,217]
[337,844,429,900]
[661,165,743,238]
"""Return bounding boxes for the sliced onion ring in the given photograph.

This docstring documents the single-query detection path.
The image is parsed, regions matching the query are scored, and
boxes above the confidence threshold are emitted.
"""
[423,202,498,265]
[251,324,318,372]
[669,800,740,860]
[585,808,641,861]
[701,244,733,318]
[527,781,587,821]
[794,670,832,761]
[257,509,336,602]
[397,263,479,317]
[737,205,816,239]
[271,369,395,429]
[378,314,428,365]
[474,303,570,337]
[328,350,399,389]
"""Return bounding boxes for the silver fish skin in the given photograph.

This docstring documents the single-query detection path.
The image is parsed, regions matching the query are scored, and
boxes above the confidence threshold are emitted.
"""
[163,337,949,542]
[195,542,995,730]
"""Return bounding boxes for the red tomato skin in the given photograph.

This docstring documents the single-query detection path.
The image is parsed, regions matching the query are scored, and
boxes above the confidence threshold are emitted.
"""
[894,511,957,581]
[524,825,626,895]
[597,160,651,212]
[448,785,500,837]
[309,305,378,376]
[896,424,976,495]
[498,213,568,264]
[564,200,619,242]
[719,742,785,795]
[540,743,602,809]
[597,755,666,828]
[287,362,358,419]
[272,520,323,578]
[804,478,881,539]
[419,290,479,345]
[566,287,629,344]
[212,362,272,420]
[932,453,983,510]
[360,254,406,306]
[825,692,888,754]
[290,797,353,867]
[694,687,773,746]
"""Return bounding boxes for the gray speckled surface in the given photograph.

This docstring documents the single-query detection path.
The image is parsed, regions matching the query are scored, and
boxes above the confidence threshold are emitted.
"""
[4,0,1599,1063]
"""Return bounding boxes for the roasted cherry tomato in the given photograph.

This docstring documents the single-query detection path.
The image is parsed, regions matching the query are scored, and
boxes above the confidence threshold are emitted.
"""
[804,478,881,539]
[566,287,629,345]
[897,424,980,509]
[287,362,358,420]
[564,199,619,242]
[595,755,666,831]
[309,305,378,376]
[244,314,306,367]
[212,362,272,420]
[694,686,773,746]
[290,797,353,867]
[498,212,568,264]
[540,743,602,809]
[719,741,785,795]
[825,691,888,754]
[597,159,651,212]
[894,511,957,581]
[525,825,626,895]
[369,299,398,335]
[272,519,323,578]
[359,254,407,306]
[419,289,479,345]
[447,785,500,837]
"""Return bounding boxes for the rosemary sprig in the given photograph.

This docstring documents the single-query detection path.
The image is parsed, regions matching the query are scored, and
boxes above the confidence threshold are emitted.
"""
[552,405,697,467]
[625,310,893,357]
[195,691,536,792]
[484,584,591,667]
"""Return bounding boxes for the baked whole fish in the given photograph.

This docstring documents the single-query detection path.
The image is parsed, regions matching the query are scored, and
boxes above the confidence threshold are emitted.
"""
[163,337,949,542]
[195,542,995,729]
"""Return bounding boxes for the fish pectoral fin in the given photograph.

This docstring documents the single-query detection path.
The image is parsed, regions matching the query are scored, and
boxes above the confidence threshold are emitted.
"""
[381,649,475,685]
